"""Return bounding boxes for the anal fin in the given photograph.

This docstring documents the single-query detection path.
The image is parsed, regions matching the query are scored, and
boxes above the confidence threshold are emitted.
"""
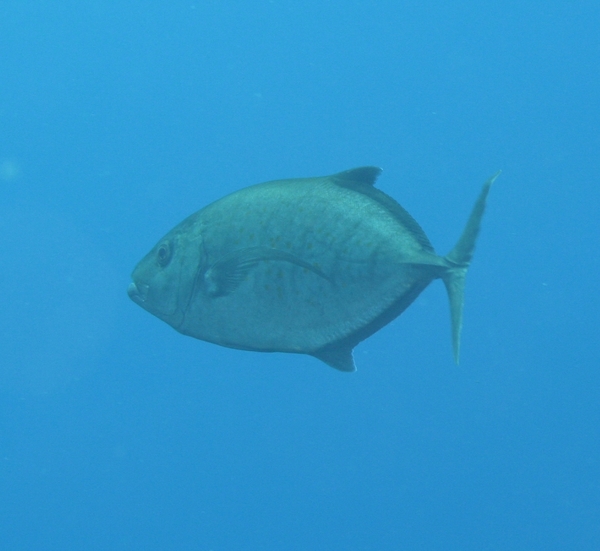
[312,345,356,372]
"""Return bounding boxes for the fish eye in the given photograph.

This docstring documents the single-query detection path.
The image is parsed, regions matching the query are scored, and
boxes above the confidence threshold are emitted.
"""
[156,241,172,267]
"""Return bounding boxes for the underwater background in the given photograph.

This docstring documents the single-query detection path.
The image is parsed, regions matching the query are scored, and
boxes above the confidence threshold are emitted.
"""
[1,1,599,549]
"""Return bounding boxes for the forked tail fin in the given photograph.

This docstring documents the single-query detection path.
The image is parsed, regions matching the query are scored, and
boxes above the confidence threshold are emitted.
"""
[442,171,501,363]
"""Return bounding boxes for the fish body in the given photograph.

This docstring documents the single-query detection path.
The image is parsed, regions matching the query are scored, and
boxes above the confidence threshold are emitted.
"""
[128,167,498,371]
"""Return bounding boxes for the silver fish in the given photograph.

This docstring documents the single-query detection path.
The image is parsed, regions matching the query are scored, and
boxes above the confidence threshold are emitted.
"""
[128,167,499,371]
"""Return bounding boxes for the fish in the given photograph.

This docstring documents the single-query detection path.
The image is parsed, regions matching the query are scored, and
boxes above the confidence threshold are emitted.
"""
[128,167,499,371]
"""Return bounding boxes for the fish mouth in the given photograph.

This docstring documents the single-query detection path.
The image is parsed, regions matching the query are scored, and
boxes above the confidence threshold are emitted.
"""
[127,281,149,303]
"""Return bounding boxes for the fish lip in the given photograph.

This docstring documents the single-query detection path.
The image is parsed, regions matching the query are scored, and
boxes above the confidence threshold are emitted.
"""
[127,281,149,303]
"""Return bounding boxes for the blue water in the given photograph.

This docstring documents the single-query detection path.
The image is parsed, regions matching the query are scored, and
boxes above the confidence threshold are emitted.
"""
[1,2,599,549]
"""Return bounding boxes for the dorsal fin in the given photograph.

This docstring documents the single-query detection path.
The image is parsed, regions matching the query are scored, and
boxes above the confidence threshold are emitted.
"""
[332,167,434,253]
[333,166,382,187]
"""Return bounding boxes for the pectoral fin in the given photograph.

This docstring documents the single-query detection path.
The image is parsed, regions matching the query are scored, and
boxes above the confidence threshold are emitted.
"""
[204,246,331,297]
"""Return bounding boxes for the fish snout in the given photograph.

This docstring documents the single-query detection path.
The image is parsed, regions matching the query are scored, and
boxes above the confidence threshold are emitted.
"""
[127,281,149,303]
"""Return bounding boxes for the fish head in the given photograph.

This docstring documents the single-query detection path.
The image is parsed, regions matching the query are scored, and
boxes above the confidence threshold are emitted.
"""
[128,218,205,330]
